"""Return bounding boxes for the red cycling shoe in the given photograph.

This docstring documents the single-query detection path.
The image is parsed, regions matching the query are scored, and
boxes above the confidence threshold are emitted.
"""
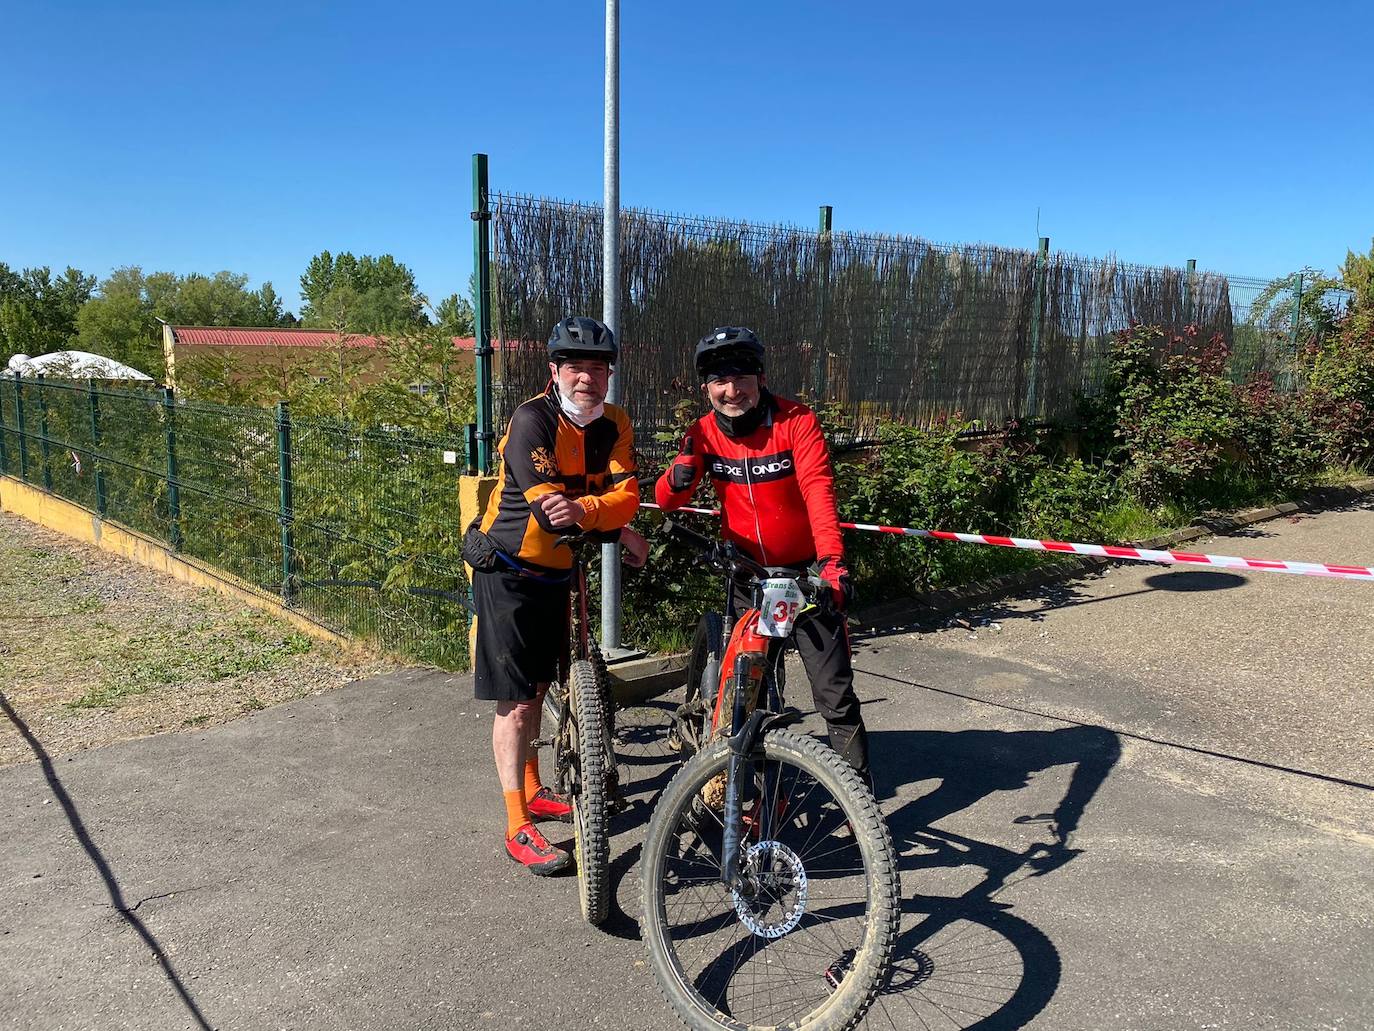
[505,823,572,876]
[527,786,573,823]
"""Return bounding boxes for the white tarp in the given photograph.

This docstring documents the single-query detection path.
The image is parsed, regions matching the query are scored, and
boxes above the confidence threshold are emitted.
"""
[5,350,153,381]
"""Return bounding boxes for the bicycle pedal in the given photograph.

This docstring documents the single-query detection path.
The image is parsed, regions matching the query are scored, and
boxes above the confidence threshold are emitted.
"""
[823,949,856,991]
[530,737,553,749]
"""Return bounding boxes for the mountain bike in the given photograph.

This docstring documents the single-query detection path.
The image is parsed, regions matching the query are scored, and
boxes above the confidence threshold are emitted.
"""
[641,518,900,1031]
[540,533,619,925]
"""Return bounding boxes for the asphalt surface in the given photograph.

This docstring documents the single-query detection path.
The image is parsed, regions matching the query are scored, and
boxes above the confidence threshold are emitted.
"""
[3,502,1372,1030]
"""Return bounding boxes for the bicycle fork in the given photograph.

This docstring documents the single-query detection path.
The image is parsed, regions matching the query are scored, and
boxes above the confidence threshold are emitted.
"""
[720,649,766,891]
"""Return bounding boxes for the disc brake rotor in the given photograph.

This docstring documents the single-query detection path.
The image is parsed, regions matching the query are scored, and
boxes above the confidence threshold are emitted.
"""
[732,840,808,938]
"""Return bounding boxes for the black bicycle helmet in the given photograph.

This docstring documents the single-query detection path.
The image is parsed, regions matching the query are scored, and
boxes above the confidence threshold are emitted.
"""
[694,326,764,379]
[547,316,617,363]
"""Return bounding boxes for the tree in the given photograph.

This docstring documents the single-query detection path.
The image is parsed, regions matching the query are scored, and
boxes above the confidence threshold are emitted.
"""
[299,250,429,333]
[1340,238,1374,335]
[0,263,96,355]
[434,292,475,336]
[75,266,298,378]
[76,270,161,373]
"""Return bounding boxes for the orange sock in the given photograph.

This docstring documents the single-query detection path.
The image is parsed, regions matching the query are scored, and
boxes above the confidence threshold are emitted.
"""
[504,789,530,839]
[523,756,543,800]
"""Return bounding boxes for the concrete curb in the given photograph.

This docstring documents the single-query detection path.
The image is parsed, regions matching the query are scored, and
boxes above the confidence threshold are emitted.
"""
[607,651,689,705]
[852,476,1374,634]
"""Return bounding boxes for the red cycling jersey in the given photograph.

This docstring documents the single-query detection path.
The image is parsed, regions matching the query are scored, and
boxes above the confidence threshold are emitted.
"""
[654,393,844,569]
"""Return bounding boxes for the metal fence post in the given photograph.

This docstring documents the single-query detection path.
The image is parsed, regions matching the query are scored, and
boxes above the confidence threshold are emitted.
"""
[814,204,834,401]
[0,378,9,475]
[1026,236,1050,420]
[276,401,295,603]
[162,386,182,550]
[88,380,107,517]
[1288,272,1305,349]
[35,374,53,491]
[13,373,28,481]
[465,422,478,477]
[1184,258,1197,326]
[471,152,495,474]
[1285,272,1305,392]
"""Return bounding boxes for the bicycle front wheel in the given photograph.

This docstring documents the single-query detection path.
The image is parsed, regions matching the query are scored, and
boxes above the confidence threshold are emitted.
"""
[571,657,611,926]
[641,729,899,1031]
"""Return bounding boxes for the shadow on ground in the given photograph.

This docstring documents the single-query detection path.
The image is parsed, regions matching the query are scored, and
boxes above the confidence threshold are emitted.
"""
[608,693,1123,1029]
[860,724,1120,1029]
[0,692,215,1030]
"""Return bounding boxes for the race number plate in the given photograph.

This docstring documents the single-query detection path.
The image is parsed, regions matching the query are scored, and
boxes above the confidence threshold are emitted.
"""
[757,578,805,638]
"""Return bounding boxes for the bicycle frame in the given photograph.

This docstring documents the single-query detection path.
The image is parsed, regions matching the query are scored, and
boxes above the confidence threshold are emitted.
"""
[549,541,592,797]
[695,549,816,892]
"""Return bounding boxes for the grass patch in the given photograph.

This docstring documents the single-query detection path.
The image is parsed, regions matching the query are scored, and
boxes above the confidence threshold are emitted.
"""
[67,616,315,709]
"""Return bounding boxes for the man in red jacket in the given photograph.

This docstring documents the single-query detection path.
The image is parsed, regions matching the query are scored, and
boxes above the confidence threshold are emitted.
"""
[655,327,870,784]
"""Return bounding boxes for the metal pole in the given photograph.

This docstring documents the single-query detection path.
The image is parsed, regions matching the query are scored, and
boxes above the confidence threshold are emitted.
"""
[813,205,833,401]
[600,0,626,656]
[35,374,53,491]
[1184,258,1196,326]
[471,153,494,473]
[465,422,478,477]
[276,401,295,603]
[1026,236,1050,421]
[162,386,182,551]
[14,373,28,482]
[88,379,107,517]
[1287,272,1305,391]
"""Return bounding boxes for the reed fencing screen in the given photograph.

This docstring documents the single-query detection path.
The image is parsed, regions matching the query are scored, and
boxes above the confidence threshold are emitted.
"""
[488,194,1346,469]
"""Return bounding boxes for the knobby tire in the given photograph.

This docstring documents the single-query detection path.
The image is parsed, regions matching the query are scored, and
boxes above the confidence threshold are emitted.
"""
[571,657,611,926]
[641,729,900,1031]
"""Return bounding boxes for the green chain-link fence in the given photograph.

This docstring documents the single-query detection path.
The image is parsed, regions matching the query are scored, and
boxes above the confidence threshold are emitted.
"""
[0,375,472,669]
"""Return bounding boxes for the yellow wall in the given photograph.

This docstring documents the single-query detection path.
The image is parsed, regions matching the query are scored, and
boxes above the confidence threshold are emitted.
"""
[0,474,348,645]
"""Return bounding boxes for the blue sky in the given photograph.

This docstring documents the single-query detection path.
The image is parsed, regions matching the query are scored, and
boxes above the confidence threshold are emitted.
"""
[4,0,1371,316]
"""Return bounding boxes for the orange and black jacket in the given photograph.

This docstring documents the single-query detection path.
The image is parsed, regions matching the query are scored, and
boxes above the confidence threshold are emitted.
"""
[476,387,639,572]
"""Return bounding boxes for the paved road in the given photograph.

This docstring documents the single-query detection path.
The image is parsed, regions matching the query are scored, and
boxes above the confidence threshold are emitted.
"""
[3,502,1372,1030]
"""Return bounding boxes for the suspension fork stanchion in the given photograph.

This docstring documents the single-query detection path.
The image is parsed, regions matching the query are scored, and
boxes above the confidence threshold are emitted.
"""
[719,650,759,890]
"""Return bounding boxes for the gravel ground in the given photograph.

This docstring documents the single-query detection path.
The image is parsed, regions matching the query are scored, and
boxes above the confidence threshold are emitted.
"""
[0,512,393,766]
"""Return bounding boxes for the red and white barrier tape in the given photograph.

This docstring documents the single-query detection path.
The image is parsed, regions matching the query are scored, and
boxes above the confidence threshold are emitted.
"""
[640,503,1374,583]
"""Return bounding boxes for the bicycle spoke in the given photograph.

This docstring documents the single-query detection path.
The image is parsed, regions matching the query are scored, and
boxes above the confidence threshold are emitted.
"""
[648,739,888,1028]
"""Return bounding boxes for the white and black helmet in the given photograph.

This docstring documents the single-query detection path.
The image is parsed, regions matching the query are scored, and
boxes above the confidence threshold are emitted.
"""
[694,326,764,380]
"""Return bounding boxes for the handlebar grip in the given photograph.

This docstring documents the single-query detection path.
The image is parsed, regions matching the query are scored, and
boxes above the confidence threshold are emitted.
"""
[663,516,716,554]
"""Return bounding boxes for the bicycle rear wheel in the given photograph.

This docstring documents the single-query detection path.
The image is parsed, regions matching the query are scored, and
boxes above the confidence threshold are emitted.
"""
[641,729,899,1031]
[673,612,723,757]
[571,657,611,925]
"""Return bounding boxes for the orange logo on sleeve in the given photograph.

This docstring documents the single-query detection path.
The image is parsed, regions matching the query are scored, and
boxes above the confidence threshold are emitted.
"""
[530,447,557,477]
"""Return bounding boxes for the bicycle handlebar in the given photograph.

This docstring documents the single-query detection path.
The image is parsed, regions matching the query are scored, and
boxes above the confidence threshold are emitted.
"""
[554,528,622,553]
[663,517,827,603]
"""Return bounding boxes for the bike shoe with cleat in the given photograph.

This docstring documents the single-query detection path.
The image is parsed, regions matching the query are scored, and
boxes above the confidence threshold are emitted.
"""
[527,786,573,823]
[505,824,572,876]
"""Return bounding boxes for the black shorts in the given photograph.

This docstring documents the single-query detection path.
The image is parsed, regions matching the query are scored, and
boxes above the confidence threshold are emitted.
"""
[472,567,569,702]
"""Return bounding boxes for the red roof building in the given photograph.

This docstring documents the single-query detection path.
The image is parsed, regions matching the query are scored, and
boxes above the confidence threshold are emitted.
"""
[161,324,482,390]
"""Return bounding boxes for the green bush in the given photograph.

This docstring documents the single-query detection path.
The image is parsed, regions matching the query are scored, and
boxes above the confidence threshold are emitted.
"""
[1294,318,1374,466]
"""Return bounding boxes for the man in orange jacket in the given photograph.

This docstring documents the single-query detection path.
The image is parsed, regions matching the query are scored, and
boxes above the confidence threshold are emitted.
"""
[467,316,648,875]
